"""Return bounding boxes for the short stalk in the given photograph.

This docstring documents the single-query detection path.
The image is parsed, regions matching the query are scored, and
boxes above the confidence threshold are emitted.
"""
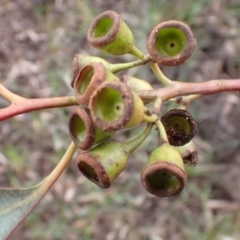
[184,94,202,104]
[173,94,202,109]
[129,45,145,60]
[155,119,169,144]
[142,97,162,125]
[179,104,187,110]
[149,96,163,116]
[124,123,153,153]
[153,96,163,109]
[143,113,158,123]
[110,56,150,73]
[149,62,173,86]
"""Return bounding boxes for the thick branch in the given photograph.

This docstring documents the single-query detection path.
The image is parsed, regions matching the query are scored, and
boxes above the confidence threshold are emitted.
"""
[0,96,78,121]
[1,79,240,122]
[138,79,240,101]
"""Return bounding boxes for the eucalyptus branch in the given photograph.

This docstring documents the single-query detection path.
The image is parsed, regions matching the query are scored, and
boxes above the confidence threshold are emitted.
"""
[2,9,240,237]
[138,79,240,101]
[0,96,78,121]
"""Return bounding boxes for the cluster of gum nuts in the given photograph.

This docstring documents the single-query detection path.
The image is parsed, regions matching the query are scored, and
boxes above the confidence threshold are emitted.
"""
[68,10,198,197]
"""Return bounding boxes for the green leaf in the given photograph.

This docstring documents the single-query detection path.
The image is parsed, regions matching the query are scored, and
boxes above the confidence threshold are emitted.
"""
[0,142,77,239]
[0,184,47,239]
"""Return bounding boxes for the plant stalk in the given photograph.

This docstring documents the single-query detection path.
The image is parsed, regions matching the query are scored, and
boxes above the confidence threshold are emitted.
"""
[0,84,25,103]
[138,79,240,101]
[110,56,150,73]
[0,96,78,121]
[155,119,169,144]
[41,142,77,188]
[129,45,145,60]
[149,62,173,86]
[124,123,153,153]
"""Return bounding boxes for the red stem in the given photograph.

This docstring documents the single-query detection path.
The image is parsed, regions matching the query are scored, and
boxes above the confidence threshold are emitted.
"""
[139,79,240,100]
[0,96,78,121]
[1,79,240,122]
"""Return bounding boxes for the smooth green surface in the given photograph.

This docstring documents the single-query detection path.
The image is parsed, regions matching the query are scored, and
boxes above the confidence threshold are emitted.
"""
[155,28,187,57]
[94,126,114,143]
[82,124,152,184]
[0,185,43,239]
[93,18,113,38]
[0,142,77,239]
[148,144,184,170]
[80,55,110,69]
[125,76,153,92]
[0,142,76,240]
[89,141,129,183]
[99,20,134,55]
[94,88,124,121]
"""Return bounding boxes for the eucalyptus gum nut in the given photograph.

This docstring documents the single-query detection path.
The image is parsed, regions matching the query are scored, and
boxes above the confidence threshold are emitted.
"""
[124,91,146,129]
[77,142,129,188]
[174,141,198,166]
[89,81,146,131]
[74,62,119,106]
[121,75,153,104]
[147,20,196,66]
[68,107,114,150]
[161,109,197,146]
[72,54,149,88]
[77,123,153,188]
[87,10,134,56]
[121,75,153,92]
[141,144,187,197]
[72,54,110,87]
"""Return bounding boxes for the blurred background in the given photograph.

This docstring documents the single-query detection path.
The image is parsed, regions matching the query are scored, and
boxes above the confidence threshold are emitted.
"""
[0,0,240,239]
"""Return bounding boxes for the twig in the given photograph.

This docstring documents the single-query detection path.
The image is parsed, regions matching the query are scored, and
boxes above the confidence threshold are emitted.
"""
[138,79,240,101]
[0,96,78,121]
[0,84,25,103]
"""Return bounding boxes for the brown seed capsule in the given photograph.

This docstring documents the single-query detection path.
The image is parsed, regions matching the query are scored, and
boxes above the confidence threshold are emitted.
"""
[68,107,114,150]
[73,62,119,106]
[141,144,187,197]
[148,20,196,66]
[161,109,197,146]
[89,81,148,131]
